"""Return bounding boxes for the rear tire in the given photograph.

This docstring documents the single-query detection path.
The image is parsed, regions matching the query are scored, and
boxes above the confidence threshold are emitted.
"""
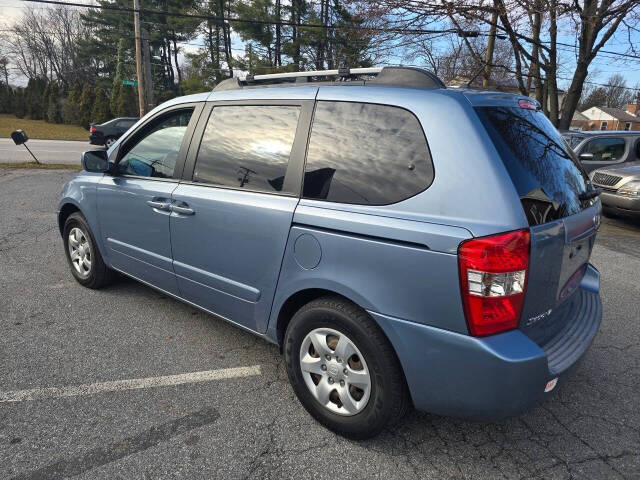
[284,296,409,439]
[63,212,114,289]
[104,136,116,148]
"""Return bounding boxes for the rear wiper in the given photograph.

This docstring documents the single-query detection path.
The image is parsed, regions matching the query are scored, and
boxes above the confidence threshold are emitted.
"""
[579,187,602,201]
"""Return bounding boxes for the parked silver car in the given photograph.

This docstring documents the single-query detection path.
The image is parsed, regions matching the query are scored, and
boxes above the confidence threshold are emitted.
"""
[591,162,640,218]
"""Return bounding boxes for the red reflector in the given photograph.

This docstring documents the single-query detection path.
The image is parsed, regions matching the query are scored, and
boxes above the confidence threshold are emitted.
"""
[518,99,538,111]
[90,126,97,133]
[458,229,530,336]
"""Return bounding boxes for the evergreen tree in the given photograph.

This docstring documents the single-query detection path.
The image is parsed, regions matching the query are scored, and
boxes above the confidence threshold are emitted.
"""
[91,87,111,124]
[116,85,138,117]
[14,89,26,118]
[47,82,62,123]
[25,78,46,119]
[42,81,51,121]
[78,83,95,129]
[111,38,126,115]
[62,80,82,125]
[0,83,13,114]
[110,83,122,118]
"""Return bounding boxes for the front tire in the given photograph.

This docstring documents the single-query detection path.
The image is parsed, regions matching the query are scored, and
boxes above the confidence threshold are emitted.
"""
[284,296,409,439]
[63,212,113,289]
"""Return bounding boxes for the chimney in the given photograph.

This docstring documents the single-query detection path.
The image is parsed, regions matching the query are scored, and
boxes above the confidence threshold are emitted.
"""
[627,100,640,117]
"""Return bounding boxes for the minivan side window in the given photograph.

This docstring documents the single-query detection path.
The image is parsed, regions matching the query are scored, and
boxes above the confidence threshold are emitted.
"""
[582,137,625,162]
[302,101,433,205]
[193,105,301,193]
[117,109,193,178]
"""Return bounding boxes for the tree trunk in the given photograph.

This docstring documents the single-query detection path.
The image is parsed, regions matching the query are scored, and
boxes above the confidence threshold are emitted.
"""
[558,61,589,130]
[172,37,182,87]
[275,0,282,67]
[323,0,331,69]
[295,0,301,69]
[546,0,559,125]
[218,0,233,74]
[530,3,543,103]
[483,5,498,88]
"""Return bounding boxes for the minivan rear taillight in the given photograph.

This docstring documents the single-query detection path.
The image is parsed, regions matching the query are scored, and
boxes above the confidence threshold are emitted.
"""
[458,229,530,336]
[90,126,97,133]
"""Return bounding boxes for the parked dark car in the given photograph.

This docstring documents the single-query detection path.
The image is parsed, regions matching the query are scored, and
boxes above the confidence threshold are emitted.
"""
[566,131,640,173]
[89,117,139,148]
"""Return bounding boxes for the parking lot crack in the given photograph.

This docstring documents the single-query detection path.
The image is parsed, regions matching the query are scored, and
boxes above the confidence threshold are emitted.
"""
[9,406,220,480]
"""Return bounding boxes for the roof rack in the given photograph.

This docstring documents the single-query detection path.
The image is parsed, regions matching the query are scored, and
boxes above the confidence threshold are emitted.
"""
[213,66,446,91]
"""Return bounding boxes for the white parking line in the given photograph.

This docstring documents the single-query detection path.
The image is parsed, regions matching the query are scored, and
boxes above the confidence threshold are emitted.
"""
[0,365,262,403]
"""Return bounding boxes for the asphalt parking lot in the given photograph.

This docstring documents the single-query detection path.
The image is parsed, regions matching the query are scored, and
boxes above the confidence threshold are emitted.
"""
[1,168,639,480]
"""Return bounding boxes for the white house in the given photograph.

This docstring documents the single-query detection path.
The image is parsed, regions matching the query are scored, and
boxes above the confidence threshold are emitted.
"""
[581,105,640,131]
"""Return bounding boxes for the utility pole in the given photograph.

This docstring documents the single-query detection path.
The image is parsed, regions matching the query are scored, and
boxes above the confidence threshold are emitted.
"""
[482,3,499,88]
[133,0,152,116]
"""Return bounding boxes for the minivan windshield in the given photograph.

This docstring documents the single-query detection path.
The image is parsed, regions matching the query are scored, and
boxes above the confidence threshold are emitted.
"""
[476,106,589,225]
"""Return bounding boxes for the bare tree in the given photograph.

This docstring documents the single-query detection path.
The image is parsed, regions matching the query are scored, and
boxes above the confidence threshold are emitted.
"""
[5,6,93,86]
[600,74,634,109]
[369,0,639,128]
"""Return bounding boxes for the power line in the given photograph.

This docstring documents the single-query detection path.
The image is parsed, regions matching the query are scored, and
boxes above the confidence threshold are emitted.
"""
[19,0,468,36]
[18,0,640,63]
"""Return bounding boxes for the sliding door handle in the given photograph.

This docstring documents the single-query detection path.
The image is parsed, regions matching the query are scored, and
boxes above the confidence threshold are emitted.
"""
[147,200,171,211]
[171,205,195,215]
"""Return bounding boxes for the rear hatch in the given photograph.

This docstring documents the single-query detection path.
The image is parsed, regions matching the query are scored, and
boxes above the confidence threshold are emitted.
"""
[474,103,601,349]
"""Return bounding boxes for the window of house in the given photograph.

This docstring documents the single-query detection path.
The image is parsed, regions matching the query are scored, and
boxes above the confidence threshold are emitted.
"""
[624,122,632,131]
[600,121,608,131]
[193,105,301,193]
[302,101,433,205]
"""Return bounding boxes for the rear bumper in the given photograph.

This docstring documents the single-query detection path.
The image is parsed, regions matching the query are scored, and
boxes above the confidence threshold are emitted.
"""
[600,191,640,216]
[89,133,104,145]
[370,265,602,420]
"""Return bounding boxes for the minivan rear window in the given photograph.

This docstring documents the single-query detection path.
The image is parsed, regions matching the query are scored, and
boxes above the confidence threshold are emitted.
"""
[476,106,589,225]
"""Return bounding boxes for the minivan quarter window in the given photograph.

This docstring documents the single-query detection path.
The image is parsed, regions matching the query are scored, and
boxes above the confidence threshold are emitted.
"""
[303,101,433,205]
[117,108,193,178]
[193,105,301,193]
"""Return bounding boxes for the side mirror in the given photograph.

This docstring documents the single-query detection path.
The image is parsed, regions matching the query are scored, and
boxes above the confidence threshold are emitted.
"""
[579,152,594,161]
[81,150,109,172]
[11,129,28,145]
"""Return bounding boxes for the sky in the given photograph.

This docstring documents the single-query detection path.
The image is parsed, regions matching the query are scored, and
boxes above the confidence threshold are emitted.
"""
[1,0,639,95]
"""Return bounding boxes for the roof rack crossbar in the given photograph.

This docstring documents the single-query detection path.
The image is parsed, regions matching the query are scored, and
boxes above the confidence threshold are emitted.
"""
[212,66,446,91]
[239,67,382,82]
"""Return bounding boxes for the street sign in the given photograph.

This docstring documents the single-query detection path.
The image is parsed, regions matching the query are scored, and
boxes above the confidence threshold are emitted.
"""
[122,80,138,86]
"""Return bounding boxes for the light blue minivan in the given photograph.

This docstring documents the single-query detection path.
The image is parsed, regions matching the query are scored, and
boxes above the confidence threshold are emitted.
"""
[57,67,602,439]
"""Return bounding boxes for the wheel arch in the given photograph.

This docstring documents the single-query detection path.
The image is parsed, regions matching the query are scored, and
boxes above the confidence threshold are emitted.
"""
[274,288,397,362]
[58,202,82,235]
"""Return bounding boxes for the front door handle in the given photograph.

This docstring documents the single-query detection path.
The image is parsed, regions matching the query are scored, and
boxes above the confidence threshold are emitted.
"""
[171,205,195,215]
[147,200,171,211]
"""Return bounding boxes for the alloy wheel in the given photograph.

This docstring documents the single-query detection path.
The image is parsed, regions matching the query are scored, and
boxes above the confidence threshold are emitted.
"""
[68,227,92,277]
